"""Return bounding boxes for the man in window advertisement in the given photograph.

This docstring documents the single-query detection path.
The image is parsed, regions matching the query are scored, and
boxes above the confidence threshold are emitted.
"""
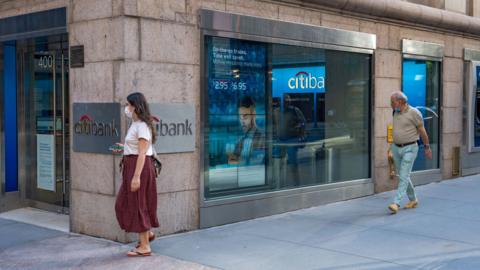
[388,92,432,214]
[228,96,265,165]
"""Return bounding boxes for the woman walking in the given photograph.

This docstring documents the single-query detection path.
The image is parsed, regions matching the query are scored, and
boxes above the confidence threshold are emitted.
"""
[114,92,159,257]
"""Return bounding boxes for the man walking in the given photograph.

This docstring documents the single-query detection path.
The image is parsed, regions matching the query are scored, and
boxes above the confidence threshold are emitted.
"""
[388,92,432,214]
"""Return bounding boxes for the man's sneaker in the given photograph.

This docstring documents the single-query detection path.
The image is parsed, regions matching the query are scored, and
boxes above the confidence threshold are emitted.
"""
[388,203,399,214]
[404,200,418,209]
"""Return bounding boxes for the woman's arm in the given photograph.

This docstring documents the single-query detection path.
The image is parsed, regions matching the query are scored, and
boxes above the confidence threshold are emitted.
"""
[130,138,149,192]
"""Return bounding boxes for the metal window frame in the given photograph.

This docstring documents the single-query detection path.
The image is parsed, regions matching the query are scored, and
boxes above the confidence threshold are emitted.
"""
[466,60,480,153]
[0,45,3,195]
[402,39,444,61]
[463,49,480,155]
[0,9,68,212]
[0,8,66,43]
[461,49,480,175]
[199,9,376,228]
[401,39,444,184]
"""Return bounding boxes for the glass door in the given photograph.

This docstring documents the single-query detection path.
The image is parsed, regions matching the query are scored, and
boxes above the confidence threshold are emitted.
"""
[22,48,69,212]
[402,59,441,171]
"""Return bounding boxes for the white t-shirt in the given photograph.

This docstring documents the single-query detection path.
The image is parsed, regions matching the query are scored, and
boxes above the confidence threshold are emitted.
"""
[123,121,154,156]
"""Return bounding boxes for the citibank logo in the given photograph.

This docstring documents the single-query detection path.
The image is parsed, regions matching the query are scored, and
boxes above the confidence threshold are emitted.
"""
[155,119,193,136]
[74,114,119,137]
[288,71,325,90]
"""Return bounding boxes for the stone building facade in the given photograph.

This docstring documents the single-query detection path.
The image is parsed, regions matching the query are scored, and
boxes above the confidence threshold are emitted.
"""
[0,0,480,242]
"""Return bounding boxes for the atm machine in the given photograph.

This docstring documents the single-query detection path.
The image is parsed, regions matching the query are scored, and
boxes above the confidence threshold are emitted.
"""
[462,49,480,176]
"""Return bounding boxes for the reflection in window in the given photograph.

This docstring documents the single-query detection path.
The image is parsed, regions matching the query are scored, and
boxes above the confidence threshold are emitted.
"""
[0,46,3,188]
[204,36,371,199]
[475,66,480,147]
[402,59,440,171]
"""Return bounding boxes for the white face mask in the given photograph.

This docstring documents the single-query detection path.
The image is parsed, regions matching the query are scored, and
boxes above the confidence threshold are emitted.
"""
[124,106,133,119]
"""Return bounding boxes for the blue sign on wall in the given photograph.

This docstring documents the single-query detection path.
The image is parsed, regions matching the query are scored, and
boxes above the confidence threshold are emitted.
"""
[272,66,325,99]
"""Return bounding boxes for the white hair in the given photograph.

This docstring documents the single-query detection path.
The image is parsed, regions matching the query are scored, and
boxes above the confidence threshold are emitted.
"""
[391,91,408,103]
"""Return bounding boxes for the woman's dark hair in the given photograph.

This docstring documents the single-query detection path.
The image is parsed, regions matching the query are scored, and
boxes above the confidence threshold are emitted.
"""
[127,92,157,144]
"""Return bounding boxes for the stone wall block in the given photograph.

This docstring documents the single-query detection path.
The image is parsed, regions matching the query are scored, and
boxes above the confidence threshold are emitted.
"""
[443,107,463,133]
[375,78,401,107]
[226,0,278,20]
[278,5,321,25]
[70,190,125,241]
[157,153,200,194]
[157,191,199,235]
[137,0,185,20]
[443,81,463,108]
[71,152,115,195]
[70,17,124,62]
[443,57,463,83]
[141,20,199,65]
[72,0,112,22]
[321,13,360,31]
[375,49,401,78]
[115,62,198,104]
[70,62,114,102]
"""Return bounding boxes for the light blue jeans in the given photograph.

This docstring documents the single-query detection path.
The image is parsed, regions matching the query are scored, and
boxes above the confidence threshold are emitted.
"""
[391,143,418,205]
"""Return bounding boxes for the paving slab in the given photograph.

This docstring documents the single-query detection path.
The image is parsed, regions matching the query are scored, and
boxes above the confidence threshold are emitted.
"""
[3,175,480,269]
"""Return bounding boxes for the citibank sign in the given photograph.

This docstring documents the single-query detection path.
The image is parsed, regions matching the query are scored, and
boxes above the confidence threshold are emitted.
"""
[73,103,121,154]
[272,66,326,97]
[287,71,325,90]
[74,115,119,137]
[150,103,195,154]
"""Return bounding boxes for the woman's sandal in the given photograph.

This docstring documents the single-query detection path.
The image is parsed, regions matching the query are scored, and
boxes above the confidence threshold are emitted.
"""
[135,232,155,249]
[127,249,151,257]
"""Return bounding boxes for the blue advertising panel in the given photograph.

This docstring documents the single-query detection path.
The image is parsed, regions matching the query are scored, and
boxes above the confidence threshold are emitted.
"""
[403,60,426,108]
[207,37,266,116]
[206,36,267,193]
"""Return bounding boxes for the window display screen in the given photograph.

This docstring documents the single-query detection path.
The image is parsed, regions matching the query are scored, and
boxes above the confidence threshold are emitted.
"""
[204,36,371,199]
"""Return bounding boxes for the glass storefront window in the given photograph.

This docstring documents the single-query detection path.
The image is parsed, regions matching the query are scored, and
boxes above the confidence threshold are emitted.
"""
[203,36,372,199]
[474,66,480,148]
[402,59,441,171]
[0,45,4,190]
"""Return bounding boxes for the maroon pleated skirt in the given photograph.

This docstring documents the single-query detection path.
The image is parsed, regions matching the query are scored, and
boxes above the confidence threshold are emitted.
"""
[115,155,159,233]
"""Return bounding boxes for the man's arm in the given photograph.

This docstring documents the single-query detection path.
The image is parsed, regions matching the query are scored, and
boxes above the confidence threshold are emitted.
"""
[418,125,433,159]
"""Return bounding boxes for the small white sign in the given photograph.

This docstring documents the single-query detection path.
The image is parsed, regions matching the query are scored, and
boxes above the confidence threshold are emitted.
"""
[37,134,55,191]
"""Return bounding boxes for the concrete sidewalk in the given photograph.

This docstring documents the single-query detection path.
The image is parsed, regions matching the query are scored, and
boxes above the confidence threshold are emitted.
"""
[152,175,480,270]
[0,217,215,270]
[1,175,480,269]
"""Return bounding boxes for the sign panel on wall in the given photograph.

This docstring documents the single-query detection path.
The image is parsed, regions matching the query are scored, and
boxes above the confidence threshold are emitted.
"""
[37,134,55,191]
[72,103,121,154]
[150,104,195,154]
[205,36,267,191]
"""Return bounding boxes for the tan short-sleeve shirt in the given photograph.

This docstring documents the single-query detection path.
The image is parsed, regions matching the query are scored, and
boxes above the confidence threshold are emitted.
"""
[392,105,423,144]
